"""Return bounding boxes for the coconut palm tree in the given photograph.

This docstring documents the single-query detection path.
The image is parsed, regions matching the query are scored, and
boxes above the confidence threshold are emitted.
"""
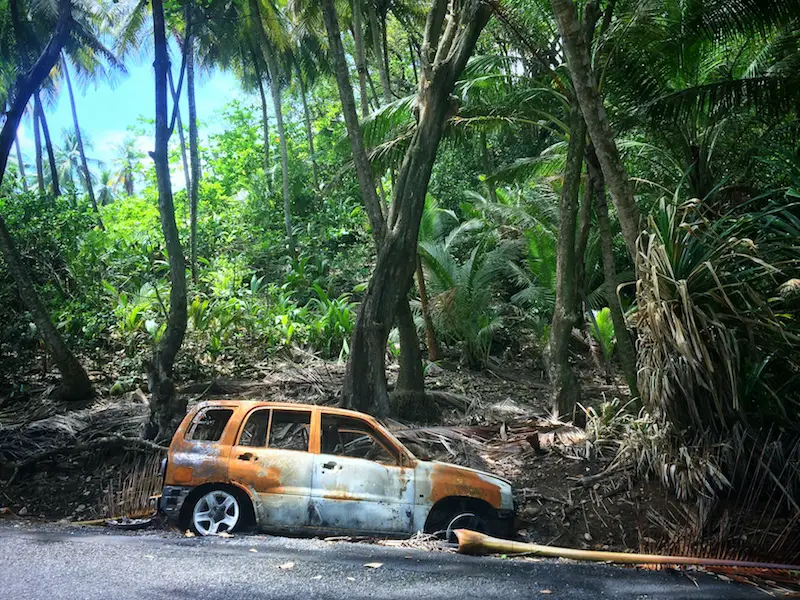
[0,0,94,402]
[60,53,103,225]
[96,165,119,205]
[113,137,140,197]
[56,128,100,191]
[288,7,327,189]
[246,0,296,257]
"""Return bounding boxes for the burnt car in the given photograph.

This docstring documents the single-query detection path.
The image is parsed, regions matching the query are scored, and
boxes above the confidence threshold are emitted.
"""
[160,401,514,538]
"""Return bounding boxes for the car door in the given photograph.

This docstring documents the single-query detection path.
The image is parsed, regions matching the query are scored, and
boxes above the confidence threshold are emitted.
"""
[228,407,314,532]
[309,413,415,535]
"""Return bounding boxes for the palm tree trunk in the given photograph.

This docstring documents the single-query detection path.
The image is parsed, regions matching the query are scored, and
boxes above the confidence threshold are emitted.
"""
[32,107,45,193]
[0,0,92,402]
[168,69,191,212]
[145,0,189,442]
[185,0,201,283]
[256,72,271,175]
[14,134,28,192]
[416,254,440,360]
[367,1,391,104]
[587,150,640,401]
[295,64,320,189]
[35,91,60,196]
[547,103,586,418]
[0,218,93,400]
[247,0,293,256]
[62,54,103,229]
[549,0,640,259]
[266,54,295,258]
[351,0,370,117]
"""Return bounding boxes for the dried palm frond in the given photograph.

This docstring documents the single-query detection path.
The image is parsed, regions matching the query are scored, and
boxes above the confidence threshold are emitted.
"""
[0,396,148,465]
[99,454,163,520]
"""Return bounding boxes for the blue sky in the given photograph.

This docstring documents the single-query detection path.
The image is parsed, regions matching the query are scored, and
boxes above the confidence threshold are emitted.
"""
[15,57,245,183]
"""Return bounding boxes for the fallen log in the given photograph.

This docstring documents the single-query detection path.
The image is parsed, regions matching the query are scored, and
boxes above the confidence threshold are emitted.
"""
[454,529,800,571]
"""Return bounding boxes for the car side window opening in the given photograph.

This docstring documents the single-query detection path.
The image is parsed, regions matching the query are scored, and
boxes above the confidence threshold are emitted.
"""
[239,410,271,447]
[267,410,311,452]
[187,408,233,442]
[321,416,399,466]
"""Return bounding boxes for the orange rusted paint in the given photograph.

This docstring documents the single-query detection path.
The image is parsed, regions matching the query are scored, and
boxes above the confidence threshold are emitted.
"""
[428,463,503,509]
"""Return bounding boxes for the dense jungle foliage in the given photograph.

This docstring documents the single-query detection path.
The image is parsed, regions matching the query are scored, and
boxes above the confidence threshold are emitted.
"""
[1,0,799,514]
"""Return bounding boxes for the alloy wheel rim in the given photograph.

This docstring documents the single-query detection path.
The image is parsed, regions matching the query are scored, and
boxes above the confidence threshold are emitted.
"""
[192,490,240,535]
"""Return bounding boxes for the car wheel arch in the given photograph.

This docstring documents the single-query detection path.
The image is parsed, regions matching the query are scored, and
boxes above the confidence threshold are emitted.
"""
[423,496,496,534]
[179,482,256,531]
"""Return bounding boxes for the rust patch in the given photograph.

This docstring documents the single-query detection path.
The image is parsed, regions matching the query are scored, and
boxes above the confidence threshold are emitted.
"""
[428,463,502,509]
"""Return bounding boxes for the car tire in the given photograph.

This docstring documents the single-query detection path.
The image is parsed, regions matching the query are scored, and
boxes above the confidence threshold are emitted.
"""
[190,488,242,536]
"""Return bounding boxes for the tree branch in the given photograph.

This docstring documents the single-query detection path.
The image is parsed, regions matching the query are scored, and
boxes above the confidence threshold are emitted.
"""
[420,0,448,80]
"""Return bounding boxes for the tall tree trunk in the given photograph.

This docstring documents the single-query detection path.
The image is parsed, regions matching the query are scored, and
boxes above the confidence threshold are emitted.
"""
[587,151,640,401]
[256,71,271,175]
[14,133,28,192]
[32,106,45,193]
[408,35,419,85]
[549,0,640,259]
[0,0,92,402]
[395,292,424,399]
[480,131,498,203]
[335,0,490,416]
[366,1,391,104]
[267,56,295,258]
[295,64,320,189]
[144,0,189,441]
[321,0,385,239]
[168,69,191,212]
[547,104,586,418]
[575,171,593,290]
[416,254,440,361]
[247,0,294,257]
[35,91,60,196]
[0,219,93,400]
[185,1,201,283]
[321,0,392,415]
[62,54,103,229]
[351,0,370,118]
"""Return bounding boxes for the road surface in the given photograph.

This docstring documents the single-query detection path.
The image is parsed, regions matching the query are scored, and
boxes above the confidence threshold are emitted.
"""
[0,521,762,599]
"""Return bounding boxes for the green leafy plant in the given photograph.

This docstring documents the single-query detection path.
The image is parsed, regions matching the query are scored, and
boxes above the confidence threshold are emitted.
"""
[589,307,616,362]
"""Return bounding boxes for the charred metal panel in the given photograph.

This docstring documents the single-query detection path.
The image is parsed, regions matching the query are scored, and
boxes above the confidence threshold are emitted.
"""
[310,454,415,534]
[228,446,314,530]
[415,461,515,512]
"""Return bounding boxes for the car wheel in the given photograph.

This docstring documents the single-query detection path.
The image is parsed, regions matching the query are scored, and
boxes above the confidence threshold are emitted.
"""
[191,489,241,536]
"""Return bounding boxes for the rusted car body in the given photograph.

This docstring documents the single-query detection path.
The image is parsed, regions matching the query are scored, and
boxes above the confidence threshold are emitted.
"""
[161,400,515,537]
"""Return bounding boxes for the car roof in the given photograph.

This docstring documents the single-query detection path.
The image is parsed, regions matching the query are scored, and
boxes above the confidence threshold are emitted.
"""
[193,399,379,422]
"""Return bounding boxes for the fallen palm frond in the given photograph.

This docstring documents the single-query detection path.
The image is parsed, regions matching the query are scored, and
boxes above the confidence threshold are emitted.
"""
[0,395,150,467]
[454,529,800,570]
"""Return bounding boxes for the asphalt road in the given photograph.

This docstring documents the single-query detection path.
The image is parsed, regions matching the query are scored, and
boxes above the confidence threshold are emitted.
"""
[0,521,763,600]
